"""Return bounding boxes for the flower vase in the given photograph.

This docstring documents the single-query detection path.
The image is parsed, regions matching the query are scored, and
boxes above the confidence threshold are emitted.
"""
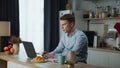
[13,44,19,55]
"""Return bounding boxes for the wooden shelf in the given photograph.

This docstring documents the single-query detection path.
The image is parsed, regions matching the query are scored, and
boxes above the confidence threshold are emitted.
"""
[84,17,120,21]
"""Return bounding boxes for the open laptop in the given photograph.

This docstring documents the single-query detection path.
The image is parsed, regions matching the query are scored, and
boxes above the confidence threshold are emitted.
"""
[23,41,37,58]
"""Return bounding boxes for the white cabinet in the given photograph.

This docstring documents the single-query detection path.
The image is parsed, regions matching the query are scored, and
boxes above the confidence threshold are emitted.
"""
[109,53,120,68]
[8,61,30,68]
[87,50,109,67]
[87,49,120,68]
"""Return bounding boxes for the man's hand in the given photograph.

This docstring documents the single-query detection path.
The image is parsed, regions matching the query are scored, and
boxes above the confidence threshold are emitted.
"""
[42,52,55,59]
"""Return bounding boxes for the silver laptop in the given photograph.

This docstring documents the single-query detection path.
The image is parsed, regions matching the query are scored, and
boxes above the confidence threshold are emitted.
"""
[23,41,37,58]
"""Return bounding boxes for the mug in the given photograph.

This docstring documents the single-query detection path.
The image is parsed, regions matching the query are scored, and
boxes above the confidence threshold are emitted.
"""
[57,55,65,64]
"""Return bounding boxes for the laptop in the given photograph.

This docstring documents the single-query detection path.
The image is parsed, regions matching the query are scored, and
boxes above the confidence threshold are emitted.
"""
[23,41,37,58]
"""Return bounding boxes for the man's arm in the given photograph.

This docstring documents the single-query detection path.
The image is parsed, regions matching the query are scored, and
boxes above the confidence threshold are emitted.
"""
[43,39,65,58]
[72,34,88,54]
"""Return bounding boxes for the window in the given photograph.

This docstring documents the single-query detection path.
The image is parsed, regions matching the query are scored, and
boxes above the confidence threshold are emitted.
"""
[19,0,44,53]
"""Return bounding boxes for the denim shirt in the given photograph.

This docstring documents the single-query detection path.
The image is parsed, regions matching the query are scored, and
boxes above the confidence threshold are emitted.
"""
[50,29,88,63]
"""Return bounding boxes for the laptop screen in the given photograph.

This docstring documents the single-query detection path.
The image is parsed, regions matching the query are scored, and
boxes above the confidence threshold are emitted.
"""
[23,41,37,58]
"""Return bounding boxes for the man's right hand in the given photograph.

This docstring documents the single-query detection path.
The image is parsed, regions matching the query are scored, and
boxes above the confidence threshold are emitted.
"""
[42,51,55,59]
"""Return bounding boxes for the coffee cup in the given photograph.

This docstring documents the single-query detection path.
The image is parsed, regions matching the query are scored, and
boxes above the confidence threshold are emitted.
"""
[57,55,65,64]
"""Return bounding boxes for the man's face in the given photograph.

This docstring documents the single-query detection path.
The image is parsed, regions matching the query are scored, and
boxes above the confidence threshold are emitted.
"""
[60,20,74,33]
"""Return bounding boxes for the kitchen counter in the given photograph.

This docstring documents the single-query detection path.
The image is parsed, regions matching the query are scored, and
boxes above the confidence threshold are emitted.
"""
[0,52,105,68]
[88,47,120,54]
[88,47,120,68]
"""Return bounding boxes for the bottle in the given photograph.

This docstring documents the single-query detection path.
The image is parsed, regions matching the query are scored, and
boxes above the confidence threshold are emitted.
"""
[95,7,102,18]
[105,6,110,16]
[111,8,117,17]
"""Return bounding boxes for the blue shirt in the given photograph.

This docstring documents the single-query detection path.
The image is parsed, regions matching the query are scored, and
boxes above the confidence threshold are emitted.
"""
[50,29,88,63]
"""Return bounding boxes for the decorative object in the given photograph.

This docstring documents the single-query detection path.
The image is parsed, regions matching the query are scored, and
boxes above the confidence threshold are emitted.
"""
[9,36,21,54]
[66,51,76,68]
[65,3,72,10]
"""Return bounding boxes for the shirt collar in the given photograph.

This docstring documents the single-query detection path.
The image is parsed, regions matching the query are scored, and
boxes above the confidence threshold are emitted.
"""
[67,29,77,37]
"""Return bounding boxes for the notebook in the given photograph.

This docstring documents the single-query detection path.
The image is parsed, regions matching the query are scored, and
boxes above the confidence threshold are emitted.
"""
[23,41,37,58]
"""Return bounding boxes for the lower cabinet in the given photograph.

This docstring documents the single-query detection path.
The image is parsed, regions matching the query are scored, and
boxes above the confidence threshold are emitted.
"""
[87,50,120,68]
[0,59,7,68]
[109,53,120,68]
[7,61,30,68]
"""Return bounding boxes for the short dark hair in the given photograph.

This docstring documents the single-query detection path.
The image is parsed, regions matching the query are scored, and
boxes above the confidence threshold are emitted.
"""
[60,14,75,23]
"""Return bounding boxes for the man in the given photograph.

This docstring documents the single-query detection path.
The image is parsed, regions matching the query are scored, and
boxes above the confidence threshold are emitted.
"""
[43,14,88,63]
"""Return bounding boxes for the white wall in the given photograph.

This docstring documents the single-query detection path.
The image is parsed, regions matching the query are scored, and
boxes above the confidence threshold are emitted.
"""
[69,0,120,31]
[68,0,120,46]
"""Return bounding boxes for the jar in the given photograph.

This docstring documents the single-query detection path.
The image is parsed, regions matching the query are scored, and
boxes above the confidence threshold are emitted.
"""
[95,7,102,18]
[83,11,89,18]
[89,11,94,18]
[102,12,107,18]
[105,6,111,17]
[111,8,117,17]
[105,6,110,13]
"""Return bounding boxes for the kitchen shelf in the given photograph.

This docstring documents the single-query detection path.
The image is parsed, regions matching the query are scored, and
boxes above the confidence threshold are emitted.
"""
[84,17,120,30]
[84,17,120,21]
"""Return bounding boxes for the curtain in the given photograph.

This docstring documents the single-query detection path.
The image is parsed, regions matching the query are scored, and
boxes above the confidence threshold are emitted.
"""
[8,0,19,37]
[19,0,44,53]
[0,0,19,37]
[44,0,67,52]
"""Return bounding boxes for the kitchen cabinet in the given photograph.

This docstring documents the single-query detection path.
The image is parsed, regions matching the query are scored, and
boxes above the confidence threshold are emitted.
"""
[8,61,30,68]
[0,59,7,68]
[109,53,120,68]
[87,49,120,68]
[87,50,109,67]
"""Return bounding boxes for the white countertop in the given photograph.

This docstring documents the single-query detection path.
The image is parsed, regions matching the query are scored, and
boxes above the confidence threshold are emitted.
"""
[88,47,120,54]
[0,52,105,68]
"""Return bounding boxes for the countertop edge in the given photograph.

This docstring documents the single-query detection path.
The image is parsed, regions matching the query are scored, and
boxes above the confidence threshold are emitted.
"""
[88,47,120,54]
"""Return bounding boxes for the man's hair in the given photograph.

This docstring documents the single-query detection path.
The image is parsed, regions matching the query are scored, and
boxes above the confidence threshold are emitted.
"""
[60,14,75,23]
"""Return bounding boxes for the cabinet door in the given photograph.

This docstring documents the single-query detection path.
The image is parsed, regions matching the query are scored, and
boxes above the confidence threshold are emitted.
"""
[7,61,30,68]
[88,50,109,67]
[109,53,120,68]
[0,59,7,68]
